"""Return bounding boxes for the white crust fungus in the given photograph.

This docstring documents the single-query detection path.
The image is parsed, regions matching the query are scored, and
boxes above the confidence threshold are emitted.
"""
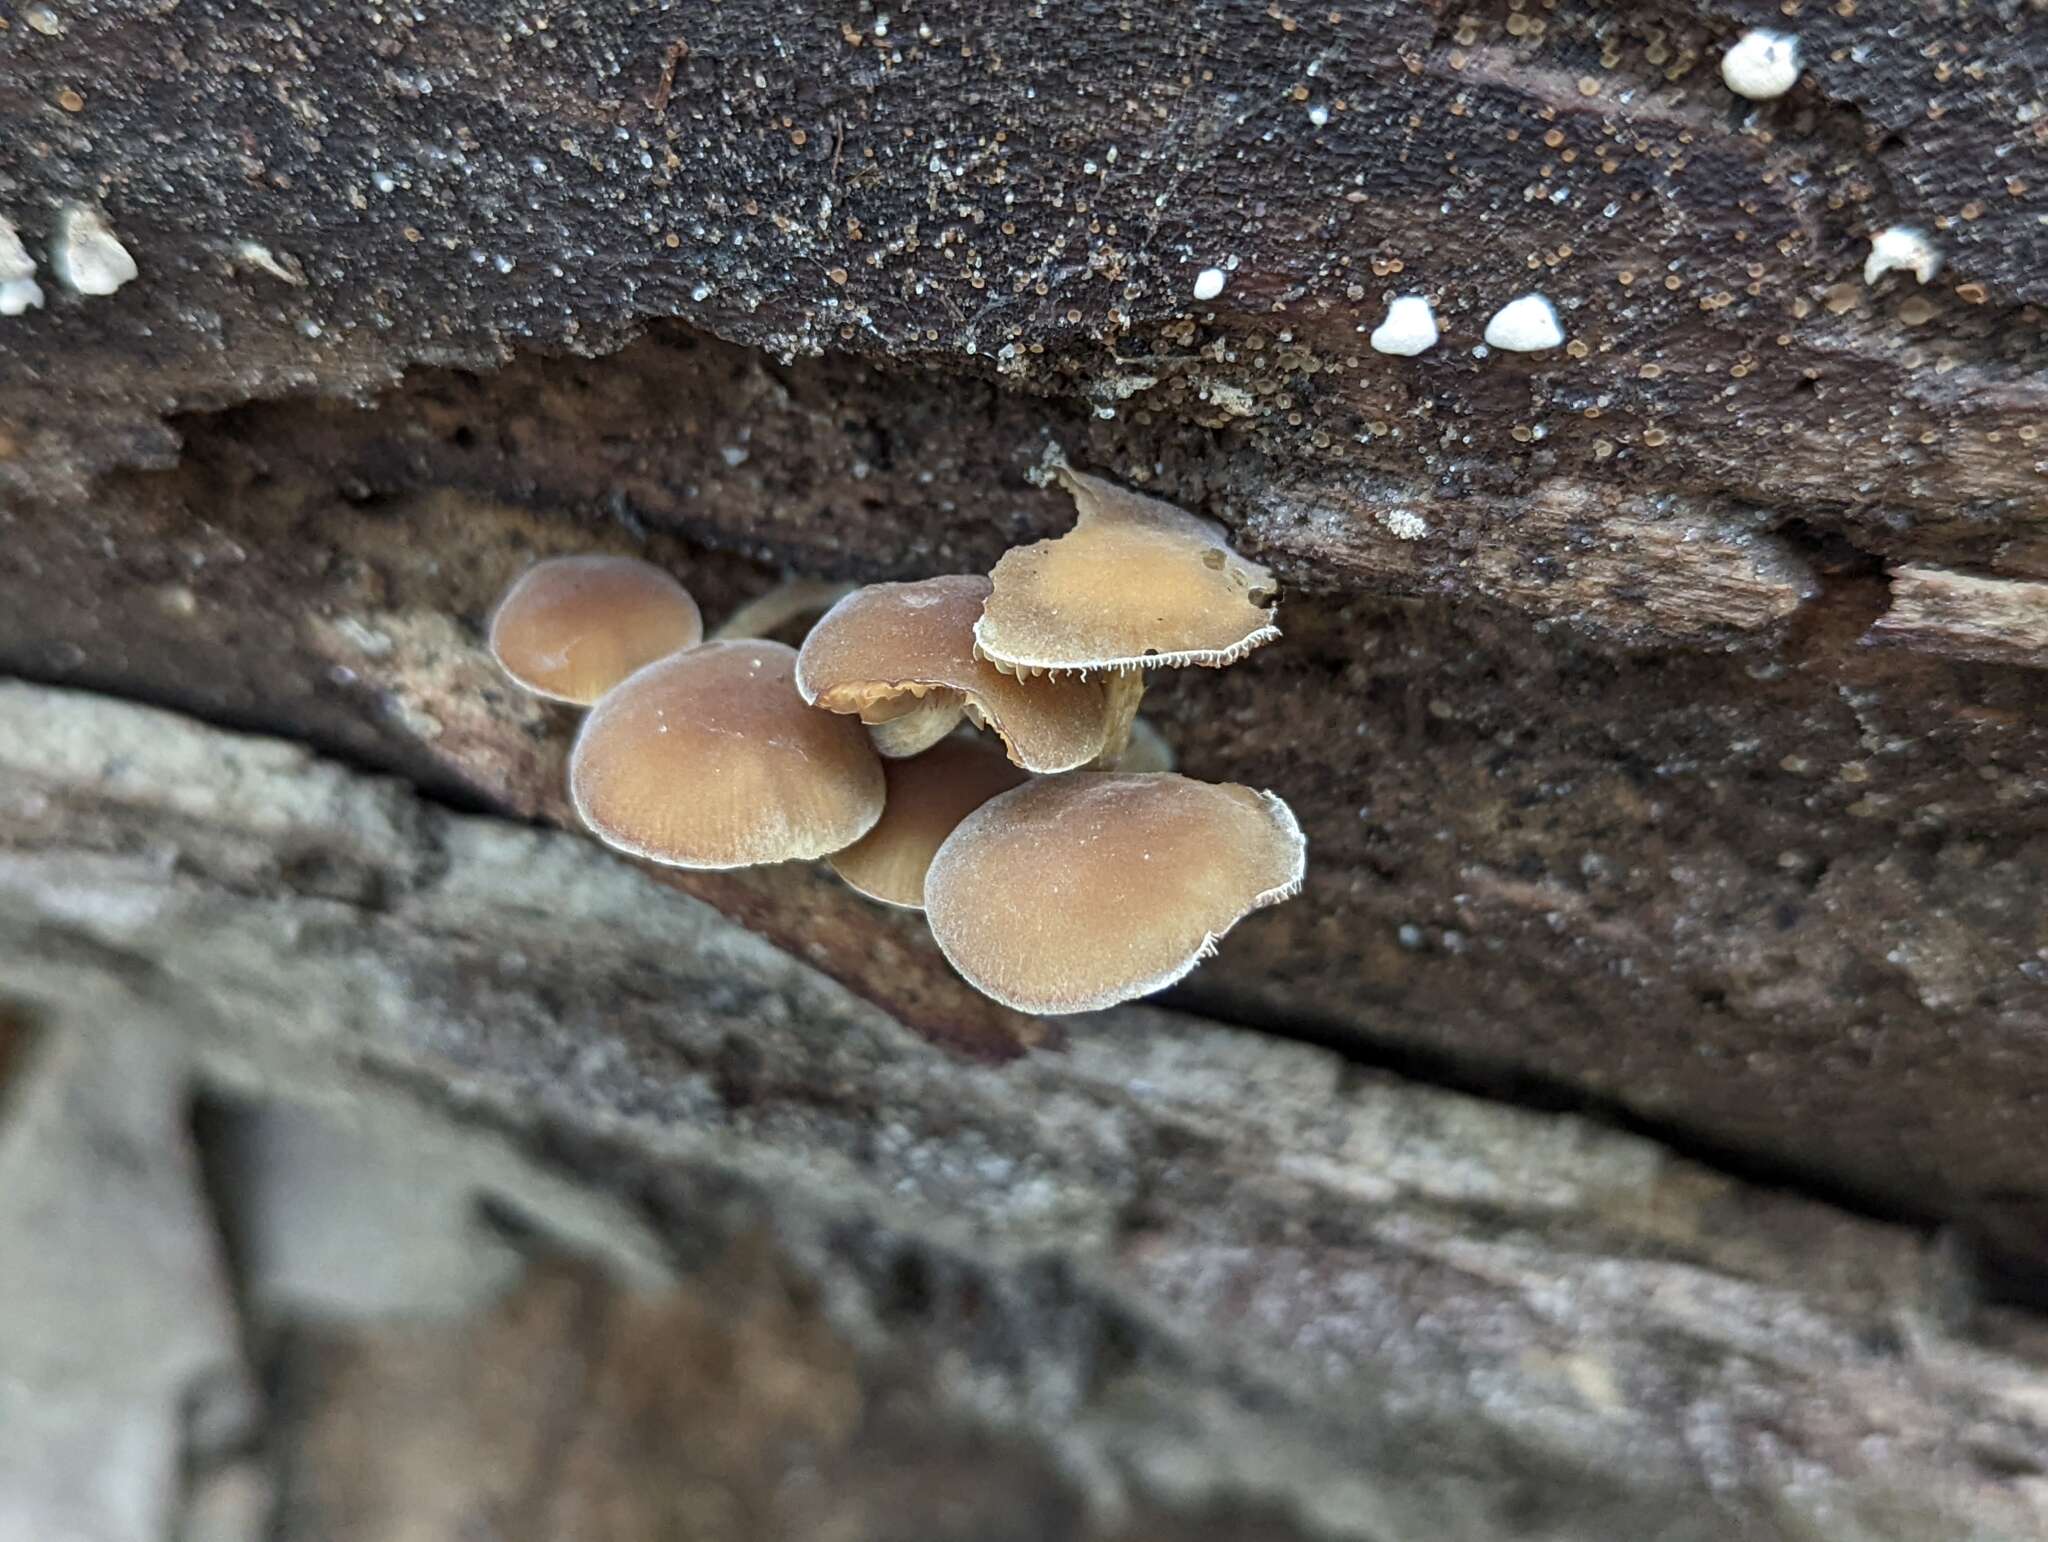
[1864,226,1943,287]
[1720,30,1802,101]
[52,205,137,297]
[1483,293,1565,353]
[0,219,43,316]
[1369,294,1438,357]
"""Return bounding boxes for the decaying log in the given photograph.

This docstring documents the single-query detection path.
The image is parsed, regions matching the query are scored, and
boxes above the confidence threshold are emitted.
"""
[3,11,2048,1522]
[5,682,2048,1541]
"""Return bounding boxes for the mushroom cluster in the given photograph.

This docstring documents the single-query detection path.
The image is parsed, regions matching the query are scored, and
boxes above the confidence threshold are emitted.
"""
[487,462,1306,1016]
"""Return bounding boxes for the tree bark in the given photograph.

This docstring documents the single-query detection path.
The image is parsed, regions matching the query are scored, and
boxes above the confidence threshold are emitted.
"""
[6,682,2048,1541]
[3,2,2048,1531]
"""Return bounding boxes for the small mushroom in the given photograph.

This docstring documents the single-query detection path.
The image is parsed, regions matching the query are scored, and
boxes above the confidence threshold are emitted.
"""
[925,773,1306,1014]
[828,736,1029,909]
[796,575,1121,773]
[489,554,703,705]
[569,640,884,868]
[974,464,1279,674]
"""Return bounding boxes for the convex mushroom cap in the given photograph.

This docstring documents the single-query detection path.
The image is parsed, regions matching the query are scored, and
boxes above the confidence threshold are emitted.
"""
[925,773,1306,1014]
[828,736,1028,909]
[796,575,1120,773]
[489,554,704,705]
[974,466,1279,673]
[569,640,883,868]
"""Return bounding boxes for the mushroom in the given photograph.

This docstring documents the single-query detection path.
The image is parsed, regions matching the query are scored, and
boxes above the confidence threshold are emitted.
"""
[569,640,884,868]
[827,736,1029,909]
[489,554,704,705]
[925,773,1306,1014]
[974,464,1279,674]
[796,575,1121,773]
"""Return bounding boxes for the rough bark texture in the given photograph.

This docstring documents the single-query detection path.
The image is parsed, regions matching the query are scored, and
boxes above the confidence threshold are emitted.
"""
[2,1,2048,1528]
[7,683,2048,1542]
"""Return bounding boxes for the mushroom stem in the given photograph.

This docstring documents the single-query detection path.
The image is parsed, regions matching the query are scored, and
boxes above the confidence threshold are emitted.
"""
[1094,671,1146,766]
[1102,715,1175,773]
[711,579,857,642]
[868,696,968,758]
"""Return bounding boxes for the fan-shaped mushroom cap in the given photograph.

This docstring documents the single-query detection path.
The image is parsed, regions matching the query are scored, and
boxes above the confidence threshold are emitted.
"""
[489,555,703,705]
[974,466,1279,674]
[925,773,1306,1014]
[828,737,1029,909]
[796,576,1118,773]
[569,641,883,868]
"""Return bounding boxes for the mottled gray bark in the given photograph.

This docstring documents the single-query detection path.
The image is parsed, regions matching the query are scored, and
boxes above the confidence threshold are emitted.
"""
[4,684,2048,1540]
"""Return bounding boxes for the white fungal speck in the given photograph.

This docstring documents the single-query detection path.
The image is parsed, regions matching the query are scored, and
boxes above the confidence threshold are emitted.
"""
[1864,226,1942,286]
[1377,508,1429,541]
[232,240,306,286]
[1483,293,1565,352]
[0,219,45,316]
[23,4,61,34]
[1192,267,1227,302]
[1720,29,1801,100]
[1307,104,1329,128]
[51,205,137,297]
[1369,294,1438,357]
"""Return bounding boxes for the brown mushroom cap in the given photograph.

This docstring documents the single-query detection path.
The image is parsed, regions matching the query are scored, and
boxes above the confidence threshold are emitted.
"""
[828,736,1029,909]
[974,466,1278,673]
[925,772,1306,1014]
[569,641,884,868]
[489,554,704,705]
[796,576,1117,773]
